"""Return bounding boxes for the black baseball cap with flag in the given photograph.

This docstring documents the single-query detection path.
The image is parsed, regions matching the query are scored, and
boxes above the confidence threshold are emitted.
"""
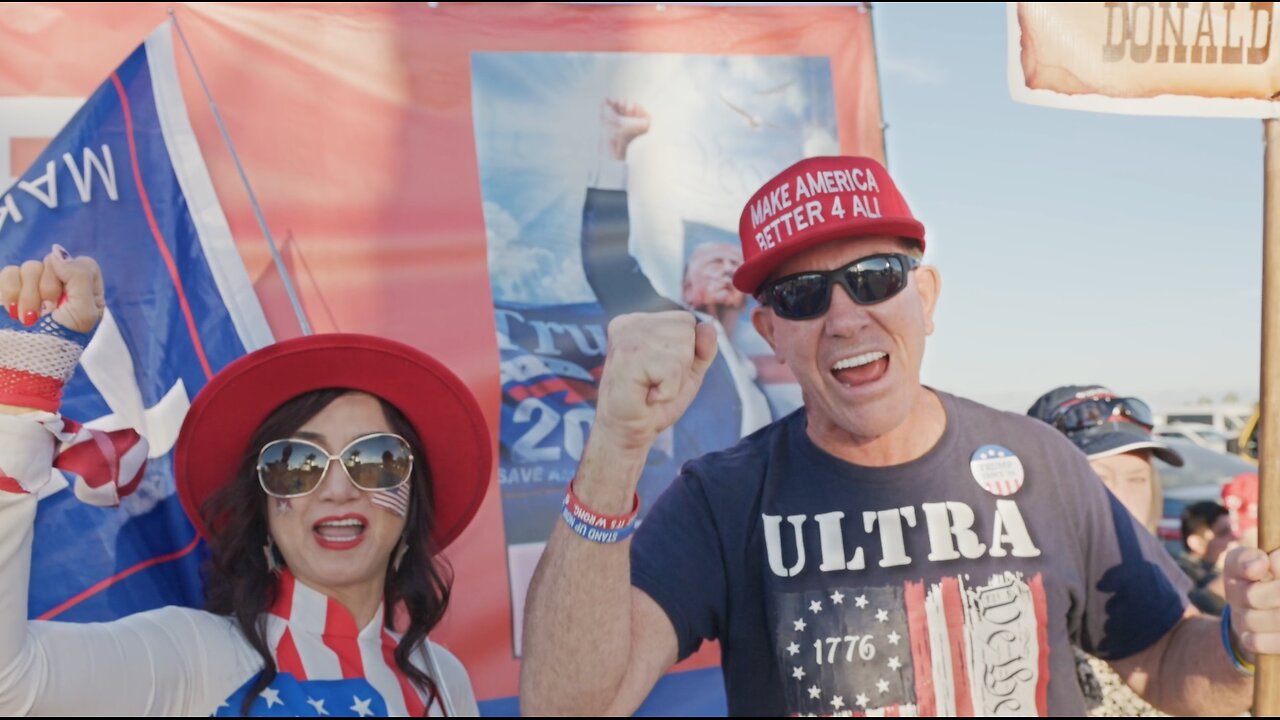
[1027,384,1184,467]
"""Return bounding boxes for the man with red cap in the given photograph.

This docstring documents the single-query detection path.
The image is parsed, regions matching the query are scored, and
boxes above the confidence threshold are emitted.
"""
[522,156,1273,715]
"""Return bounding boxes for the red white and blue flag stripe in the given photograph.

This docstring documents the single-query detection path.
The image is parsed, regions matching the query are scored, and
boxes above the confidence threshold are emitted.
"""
[775,572,1050,716]
[215,571,437,717]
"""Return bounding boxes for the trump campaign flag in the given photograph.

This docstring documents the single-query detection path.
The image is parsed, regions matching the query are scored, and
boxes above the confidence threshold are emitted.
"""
[0,23,272,621]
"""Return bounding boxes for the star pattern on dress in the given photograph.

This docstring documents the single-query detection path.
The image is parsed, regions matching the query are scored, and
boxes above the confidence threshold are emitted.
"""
[809,600,823,614]
[260,687,283,709]
[876,678,890,694]
[875,608,889,622]
[807,685,821,700]
[306,697,330,716]
[350,695,374,718]
[830,695,845,711]
[786,642,800,656]
[887,656,902,671]
[887,630,901,645]
[794,618,807,632]
[830,590,845,605]
[793,666,806,681]
[855,693,869,708]
[854,594,869,609]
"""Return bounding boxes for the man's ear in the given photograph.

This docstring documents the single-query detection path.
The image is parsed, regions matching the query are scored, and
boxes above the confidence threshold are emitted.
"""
[914,264,941,336]
[752,304,779,355]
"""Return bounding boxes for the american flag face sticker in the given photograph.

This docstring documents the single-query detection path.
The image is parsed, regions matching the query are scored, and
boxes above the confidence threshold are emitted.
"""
[371,482,410,518]
[773,572,1049,716]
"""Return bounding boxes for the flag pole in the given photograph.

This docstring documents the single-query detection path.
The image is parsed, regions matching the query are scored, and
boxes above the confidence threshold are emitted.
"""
[1258,117,1280,714]
[166,8,313,336]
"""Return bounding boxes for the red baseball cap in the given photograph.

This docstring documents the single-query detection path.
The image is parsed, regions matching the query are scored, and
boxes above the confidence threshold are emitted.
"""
[175,333,491,551]
[733,156,926,294]
[1223,471,1258,534]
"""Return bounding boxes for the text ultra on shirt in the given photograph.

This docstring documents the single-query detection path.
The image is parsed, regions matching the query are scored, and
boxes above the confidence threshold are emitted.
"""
[632,391,1190,716]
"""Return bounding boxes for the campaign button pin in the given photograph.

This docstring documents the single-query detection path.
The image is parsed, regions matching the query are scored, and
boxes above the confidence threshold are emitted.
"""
[970,444,1025,496]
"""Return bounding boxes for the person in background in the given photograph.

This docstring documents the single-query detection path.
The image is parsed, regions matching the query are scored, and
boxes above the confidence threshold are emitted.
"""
[1028,384,1186,717]
[1179,500,1236,616]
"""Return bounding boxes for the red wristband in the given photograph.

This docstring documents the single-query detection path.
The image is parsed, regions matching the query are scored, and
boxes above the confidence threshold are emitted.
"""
[565,479,640,531]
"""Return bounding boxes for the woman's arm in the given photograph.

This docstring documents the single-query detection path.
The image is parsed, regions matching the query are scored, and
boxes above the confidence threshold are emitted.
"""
[0,251,256,715]
[0,413,256,715]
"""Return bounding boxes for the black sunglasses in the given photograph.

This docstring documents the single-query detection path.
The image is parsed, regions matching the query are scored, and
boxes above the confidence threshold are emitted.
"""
[757,253,920,320]
[1050,396,1154,435]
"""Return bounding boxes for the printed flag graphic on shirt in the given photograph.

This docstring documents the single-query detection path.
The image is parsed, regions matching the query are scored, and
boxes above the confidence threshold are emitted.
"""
[0,23,272,621]
[215,572,432,717]
[774,572,1050,716]
[217,674,392,718]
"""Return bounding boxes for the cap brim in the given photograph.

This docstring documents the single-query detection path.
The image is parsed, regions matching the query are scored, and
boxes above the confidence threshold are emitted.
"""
[1073,429,1185,468]
[174,334,492,551]
[733,216,926,294]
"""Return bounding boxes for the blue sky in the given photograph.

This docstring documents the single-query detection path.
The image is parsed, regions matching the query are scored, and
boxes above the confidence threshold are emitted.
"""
[874,3,1262,413]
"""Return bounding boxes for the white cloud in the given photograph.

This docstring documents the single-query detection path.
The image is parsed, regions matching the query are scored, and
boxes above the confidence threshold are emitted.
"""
[484,200,520,246]
[726,56,773,84]
[803,125,840,157]
[484,201,593,305]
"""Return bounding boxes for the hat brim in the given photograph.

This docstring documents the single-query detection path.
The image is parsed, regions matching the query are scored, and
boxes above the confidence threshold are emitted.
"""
[1073,429,1185,468]
[733,216,926,294]
[175,334,491,551]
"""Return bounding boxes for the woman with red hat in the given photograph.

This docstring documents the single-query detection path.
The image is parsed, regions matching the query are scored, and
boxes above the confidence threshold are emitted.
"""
[0,249,490,716]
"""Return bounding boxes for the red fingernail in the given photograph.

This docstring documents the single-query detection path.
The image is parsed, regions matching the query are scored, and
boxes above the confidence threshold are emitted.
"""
[56,293,68,308]
[22,311,36,327]
[6,304,15,320]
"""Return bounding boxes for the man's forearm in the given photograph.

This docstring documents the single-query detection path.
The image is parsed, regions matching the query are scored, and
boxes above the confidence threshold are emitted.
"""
[519,430,649,715]
[1124,613,1253,715]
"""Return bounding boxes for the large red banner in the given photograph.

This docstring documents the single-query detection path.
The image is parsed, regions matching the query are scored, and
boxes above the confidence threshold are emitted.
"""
[0,3,883,711]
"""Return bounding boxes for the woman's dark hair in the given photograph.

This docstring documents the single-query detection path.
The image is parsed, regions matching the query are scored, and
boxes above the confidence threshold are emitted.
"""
[202,388,451,715]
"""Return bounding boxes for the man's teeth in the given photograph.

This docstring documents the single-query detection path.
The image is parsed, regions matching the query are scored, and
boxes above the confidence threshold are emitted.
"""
[832,351,887,371]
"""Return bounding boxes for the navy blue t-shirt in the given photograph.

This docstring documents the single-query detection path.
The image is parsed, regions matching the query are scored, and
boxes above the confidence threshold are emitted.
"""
[631,391,1190,716]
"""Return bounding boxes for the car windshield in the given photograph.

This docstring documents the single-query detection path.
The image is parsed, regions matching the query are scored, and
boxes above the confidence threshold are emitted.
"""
[1155,437,1255,489]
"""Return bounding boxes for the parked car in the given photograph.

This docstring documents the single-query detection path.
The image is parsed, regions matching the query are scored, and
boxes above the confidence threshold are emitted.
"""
[1154,437,1257,556]
[1155,404,1253,437]
[1153,423,1234,454]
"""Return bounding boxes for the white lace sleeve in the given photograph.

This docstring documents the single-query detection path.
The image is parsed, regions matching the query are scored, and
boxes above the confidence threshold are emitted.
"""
[0,414,257,716]
[422,640,478,717]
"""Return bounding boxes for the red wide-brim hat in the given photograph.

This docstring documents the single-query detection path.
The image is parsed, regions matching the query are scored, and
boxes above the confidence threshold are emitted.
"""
[175,333,491,551]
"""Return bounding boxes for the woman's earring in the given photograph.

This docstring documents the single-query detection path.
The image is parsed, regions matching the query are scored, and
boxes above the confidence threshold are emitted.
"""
[264,535,283,576]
